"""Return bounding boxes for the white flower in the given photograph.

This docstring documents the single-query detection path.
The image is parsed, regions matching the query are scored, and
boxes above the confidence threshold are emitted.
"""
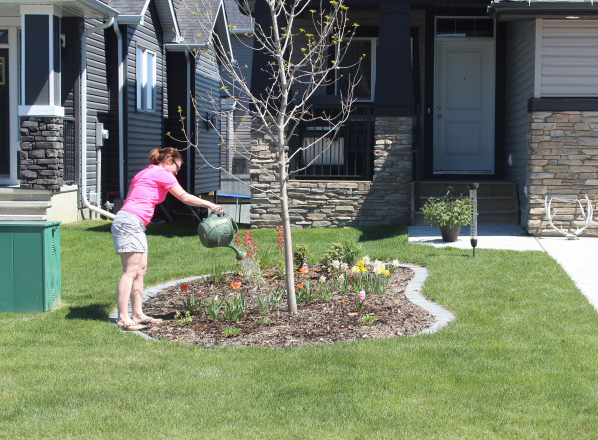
[319,275,327,283]
[392,259,400,268]
[340,262,349,271]
[362,256,371,265]
[331,260,341,270]
[339,274,345,281]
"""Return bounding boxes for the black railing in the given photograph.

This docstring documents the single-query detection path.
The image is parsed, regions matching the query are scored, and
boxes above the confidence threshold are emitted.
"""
[290,104,374,180]
[63,118,76,184]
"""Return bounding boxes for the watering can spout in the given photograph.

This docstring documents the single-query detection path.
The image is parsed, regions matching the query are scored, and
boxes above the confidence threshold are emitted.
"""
[229,244,247,261]
[197,214,245,260]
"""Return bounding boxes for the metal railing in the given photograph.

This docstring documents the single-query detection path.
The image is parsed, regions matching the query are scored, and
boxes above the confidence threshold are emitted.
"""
[290,104,374,180]
[63,118,76,184]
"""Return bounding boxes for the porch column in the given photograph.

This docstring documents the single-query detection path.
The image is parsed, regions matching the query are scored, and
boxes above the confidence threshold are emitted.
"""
[375,2,413,116]
[18,6,64,190]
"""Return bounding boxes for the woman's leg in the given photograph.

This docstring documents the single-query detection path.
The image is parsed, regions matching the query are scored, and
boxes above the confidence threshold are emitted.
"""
[117,252,145,324]
[130,252,149,321]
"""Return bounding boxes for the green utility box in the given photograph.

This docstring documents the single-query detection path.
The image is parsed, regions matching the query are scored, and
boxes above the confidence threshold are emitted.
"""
[0,222,61,313]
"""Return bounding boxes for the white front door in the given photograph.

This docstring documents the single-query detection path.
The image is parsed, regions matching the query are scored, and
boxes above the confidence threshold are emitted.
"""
[433,40,495,174]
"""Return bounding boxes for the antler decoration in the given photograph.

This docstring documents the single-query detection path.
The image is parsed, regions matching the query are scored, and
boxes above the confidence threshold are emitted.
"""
[544,195,594,240]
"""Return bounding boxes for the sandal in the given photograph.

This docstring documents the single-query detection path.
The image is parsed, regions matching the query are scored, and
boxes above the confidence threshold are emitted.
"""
[133,316,163,325]
[116,321,147,331]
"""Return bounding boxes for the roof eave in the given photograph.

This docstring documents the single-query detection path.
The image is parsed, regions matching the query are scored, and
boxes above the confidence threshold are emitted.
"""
[489,2,598,20]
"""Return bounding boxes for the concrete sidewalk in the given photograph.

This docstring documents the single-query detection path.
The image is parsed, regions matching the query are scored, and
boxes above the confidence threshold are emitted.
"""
[408,225,598,312]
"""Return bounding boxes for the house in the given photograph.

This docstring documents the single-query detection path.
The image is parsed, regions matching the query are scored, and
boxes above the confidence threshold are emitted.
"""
[246,0,598,236]
[0,0,230,222]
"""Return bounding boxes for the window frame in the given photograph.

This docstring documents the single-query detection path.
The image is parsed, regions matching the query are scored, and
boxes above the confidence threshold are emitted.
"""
[136,45,156,112]
[335,37,377,102]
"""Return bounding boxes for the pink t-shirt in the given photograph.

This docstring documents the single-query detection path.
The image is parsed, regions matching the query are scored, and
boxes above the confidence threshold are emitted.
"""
[121,165,179,225]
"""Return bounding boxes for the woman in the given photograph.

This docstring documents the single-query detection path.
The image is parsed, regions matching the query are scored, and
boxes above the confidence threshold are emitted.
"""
[111,147,223,330]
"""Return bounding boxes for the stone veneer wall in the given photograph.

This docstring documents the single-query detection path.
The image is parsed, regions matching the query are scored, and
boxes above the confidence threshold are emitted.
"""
[19,117,64,190]
[250,117,412,228]
[526,111,598,236]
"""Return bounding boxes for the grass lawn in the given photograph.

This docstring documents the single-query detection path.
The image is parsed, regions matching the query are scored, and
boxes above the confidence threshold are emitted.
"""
[1,220,597,439]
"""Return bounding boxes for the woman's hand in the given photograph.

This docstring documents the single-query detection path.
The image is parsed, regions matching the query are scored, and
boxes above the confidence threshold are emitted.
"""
[211,204,224,216]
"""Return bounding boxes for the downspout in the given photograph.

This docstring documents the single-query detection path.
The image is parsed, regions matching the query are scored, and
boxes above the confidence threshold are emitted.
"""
[81,18,116,219]
[113,20,125,199]
[184,49,192,192]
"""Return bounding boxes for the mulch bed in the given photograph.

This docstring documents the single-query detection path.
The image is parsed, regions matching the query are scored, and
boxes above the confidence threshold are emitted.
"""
[142,265,435,347]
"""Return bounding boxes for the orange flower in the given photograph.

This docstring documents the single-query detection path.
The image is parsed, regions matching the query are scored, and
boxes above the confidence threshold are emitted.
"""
[180,283,188,293]
[231,281,242,290]
[298,282,305,289]
[299,267,308,274]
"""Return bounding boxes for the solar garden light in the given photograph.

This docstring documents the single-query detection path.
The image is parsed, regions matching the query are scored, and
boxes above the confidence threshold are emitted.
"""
[469,183,479,257]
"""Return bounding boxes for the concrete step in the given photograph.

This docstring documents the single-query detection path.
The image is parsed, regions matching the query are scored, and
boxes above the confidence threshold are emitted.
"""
[413,210,520,226]
[0,214,48,221]
[415,181,517,198]
[416,195,517,212]
[0,188,52,201]
[0,200,52,215]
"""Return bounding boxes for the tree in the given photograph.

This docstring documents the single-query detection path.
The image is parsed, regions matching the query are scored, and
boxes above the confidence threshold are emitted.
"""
[175,0,362,313]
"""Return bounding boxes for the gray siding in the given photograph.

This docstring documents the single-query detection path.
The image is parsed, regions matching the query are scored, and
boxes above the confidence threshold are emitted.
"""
[84,18,109,197]
[505,20,535,224]
[220,36,252,173]
[125,1,166,186]
[194,49,221,194]
[539,20,598,97]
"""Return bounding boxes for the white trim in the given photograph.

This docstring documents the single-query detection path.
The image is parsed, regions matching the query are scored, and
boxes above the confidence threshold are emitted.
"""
[336,37,377,102]
[19,5,61,16]
[534,18,542,98]
[8,27,18,182]
[434,16,495,41]
[0,18,20,27]
[136,45,156,112]
[167,0,181,38]
[48,14,53,106]
[18,105,64,117]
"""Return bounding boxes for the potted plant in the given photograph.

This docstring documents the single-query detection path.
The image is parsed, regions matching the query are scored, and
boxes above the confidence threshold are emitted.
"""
[421,192,471,242]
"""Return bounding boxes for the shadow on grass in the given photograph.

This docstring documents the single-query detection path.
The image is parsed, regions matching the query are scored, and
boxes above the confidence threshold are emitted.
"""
[65,303,110,321]
[85,219,200,238]
[357,224,407,242]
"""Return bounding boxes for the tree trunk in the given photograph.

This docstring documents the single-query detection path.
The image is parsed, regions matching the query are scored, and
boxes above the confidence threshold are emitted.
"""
[279,156,297,314]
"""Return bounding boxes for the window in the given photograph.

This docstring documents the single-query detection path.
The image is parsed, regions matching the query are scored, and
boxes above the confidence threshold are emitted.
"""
[435,17,494,38]
[336,38,377,101]
[302,137,345,166]
[136,46,156,111]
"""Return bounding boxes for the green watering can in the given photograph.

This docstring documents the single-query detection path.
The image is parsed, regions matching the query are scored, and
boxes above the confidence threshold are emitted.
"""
[197,214,246,260]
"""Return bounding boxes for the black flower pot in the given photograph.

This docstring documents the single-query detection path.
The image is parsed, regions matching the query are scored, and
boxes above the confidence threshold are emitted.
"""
[439,225,461,242]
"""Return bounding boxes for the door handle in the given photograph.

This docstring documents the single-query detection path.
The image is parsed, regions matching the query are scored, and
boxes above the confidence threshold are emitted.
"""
[437,114,442,119]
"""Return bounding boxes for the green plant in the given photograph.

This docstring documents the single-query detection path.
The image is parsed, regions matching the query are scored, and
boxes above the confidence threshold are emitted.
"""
[173,310,193,326]
[257,316,270,325]
[222,293,246,322]
[314,276,333,302]
[206,296,223,322]
[271,286,284,312]
[319,240,362,272]
[222,327,241,337]
[358,314,376,324]
[296,279,312,303]
[293,244,310,270]
[422,192,471,227]
[258,294,271,315]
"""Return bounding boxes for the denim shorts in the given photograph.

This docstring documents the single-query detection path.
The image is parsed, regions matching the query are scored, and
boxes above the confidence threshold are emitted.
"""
[111,210,148,254]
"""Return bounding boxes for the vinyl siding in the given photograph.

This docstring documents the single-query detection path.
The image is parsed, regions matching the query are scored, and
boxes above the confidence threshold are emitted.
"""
[165,51,192,191]
[194,49,221,194]
[539,20,598,97]
[220,36,252,174]
[505,20,535,224]
[84,18,109,197]
[125,0,166,187]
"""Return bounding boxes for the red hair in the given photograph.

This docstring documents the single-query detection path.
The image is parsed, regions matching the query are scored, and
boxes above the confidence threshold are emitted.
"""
[149,147,182,165]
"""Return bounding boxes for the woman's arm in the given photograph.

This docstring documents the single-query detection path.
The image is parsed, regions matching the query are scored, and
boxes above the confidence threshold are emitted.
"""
[169,185,224,215]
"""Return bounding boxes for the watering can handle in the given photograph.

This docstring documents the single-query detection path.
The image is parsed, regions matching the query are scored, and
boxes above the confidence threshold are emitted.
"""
[208,212,239,236]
